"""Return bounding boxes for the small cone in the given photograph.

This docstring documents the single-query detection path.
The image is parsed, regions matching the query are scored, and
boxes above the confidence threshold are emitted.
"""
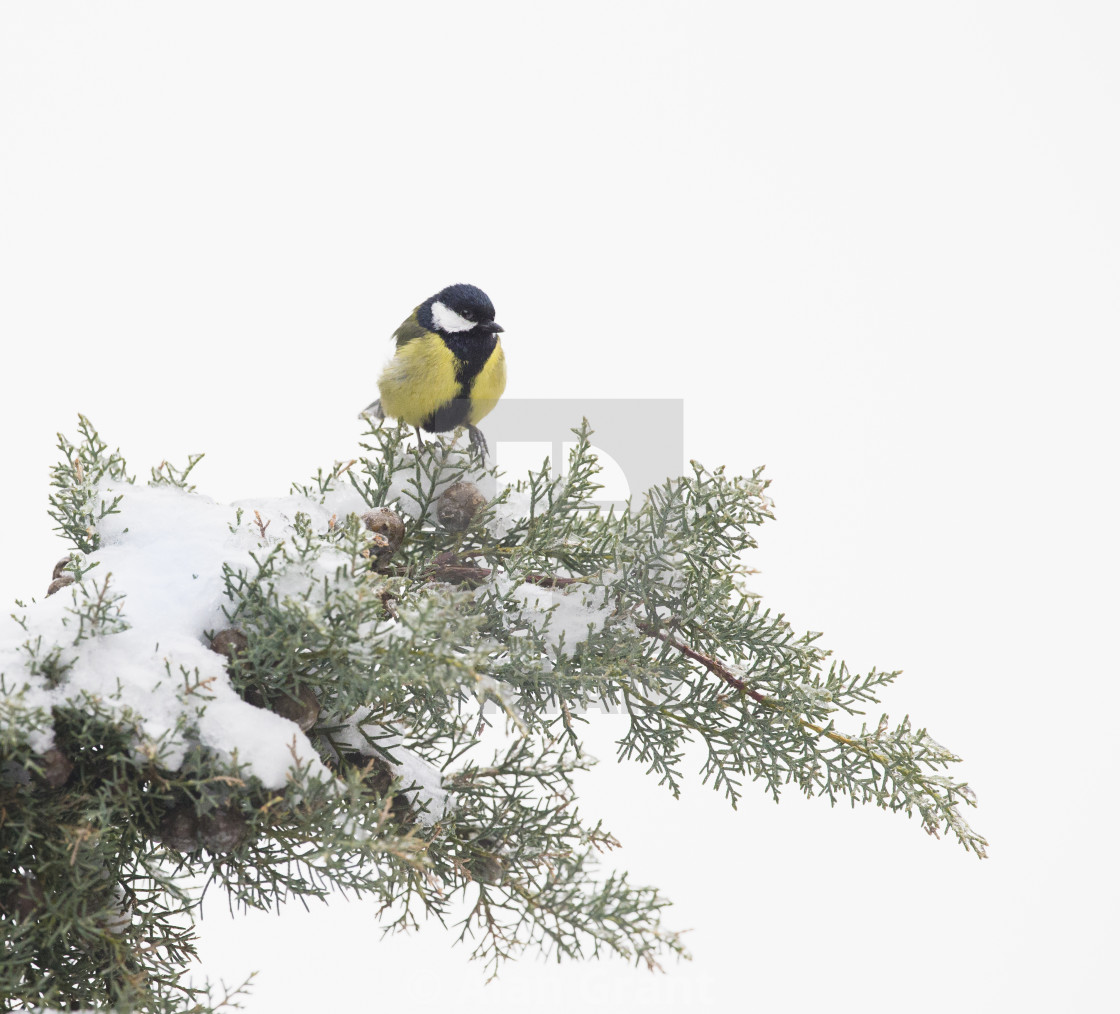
[362,508,406,567]
[158,807,201,852]
[437,482,487,532]
[199,809,248,853]
[210,629,248,661]
[270,686,321,732]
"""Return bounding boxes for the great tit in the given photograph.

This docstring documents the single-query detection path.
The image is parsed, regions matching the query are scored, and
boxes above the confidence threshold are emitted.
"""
[363,283,506,458]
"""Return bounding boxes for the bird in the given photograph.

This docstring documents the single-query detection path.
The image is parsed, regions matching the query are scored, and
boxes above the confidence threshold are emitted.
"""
[362,283,506,459]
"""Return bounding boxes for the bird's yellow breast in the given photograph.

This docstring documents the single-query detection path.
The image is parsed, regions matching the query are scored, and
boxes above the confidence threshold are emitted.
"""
[377,334,463,427]
[468,340,506,425]
[377,334,507,429]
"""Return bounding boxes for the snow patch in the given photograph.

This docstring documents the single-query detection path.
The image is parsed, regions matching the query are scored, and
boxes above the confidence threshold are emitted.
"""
[0,482,364,788]
[477,571,616,660]
[488,489,533,539]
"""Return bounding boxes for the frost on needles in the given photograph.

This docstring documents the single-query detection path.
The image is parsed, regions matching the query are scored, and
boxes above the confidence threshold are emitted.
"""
[0,415,987,1012]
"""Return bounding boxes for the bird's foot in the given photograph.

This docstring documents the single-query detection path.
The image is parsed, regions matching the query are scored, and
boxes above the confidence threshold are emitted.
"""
[467,425,489,462]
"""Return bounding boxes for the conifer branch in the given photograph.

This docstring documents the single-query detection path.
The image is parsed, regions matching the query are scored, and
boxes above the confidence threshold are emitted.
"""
[0,416,987,1011]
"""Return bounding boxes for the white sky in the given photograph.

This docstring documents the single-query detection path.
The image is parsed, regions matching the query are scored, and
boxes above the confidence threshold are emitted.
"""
[1,2,1117,1011]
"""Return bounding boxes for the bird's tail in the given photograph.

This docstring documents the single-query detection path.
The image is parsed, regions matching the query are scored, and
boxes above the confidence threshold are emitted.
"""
[358,398,385,421]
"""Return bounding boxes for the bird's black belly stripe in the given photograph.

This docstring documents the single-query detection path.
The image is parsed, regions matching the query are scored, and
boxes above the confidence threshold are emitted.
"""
[423,398,473,433]
[421,333,499,433]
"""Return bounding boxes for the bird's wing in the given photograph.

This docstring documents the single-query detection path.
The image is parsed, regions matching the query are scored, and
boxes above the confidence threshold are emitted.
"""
[392,308,429,348]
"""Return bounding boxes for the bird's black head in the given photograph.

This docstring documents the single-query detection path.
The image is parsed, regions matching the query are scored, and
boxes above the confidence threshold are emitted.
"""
[420,283,503,335]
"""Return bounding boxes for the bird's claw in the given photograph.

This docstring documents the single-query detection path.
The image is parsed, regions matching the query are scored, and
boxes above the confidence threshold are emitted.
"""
[467,425,489,462]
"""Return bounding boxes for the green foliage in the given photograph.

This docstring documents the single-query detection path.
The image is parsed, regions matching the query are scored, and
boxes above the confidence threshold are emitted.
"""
[48,413,134,554]
[0,417,986,1011]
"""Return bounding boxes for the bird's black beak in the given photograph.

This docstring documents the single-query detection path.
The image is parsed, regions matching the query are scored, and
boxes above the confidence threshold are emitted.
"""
[479,321,504,333]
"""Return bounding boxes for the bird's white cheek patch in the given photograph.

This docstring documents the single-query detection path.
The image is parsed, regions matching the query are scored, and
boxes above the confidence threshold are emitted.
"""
[431,301,475,333]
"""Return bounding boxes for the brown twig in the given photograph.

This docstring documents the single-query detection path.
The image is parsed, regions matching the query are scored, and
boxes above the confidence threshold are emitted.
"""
[420,553,582,588]
[636,621,768,703]
[524,573,584,588]
[184,674,218,696]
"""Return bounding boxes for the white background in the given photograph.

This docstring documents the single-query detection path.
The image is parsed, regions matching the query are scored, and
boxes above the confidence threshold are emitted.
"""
[2,3,1117,1011]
